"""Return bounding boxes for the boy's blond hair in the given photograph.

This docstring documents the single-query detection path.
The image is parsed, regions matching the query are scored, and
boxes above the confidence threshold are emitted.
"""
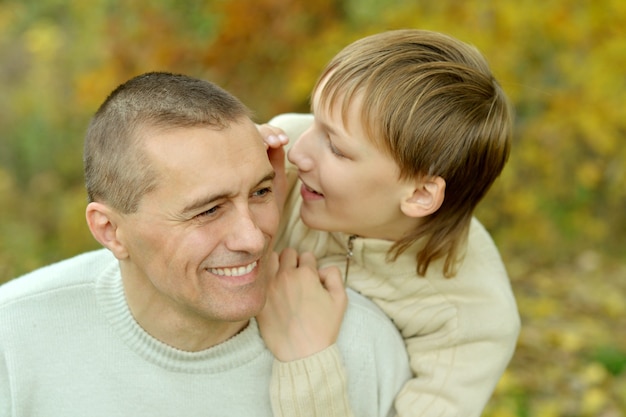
[315,30,512,277]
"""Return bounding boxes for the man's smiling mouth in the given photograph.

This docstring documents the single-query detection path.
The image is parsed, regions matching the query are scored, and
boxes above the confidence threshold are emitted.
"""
[209,261,257,277]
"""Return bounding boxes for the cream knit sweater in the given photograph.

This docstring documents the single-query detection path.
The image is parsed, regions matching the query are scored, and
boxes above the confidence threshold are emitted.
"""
[0,249,410,417]
[271,113,521,417]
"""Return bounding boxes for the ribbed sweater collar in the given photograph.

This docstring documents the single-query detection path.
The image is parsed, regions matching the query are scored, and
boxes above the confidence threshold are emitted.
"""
[94,260,267,373]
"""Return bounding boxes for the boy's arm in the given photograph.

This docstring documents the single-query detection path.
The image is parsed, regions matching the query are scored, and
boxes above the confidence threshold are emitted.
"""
[391,254,520,417]
[257,247,351,416]
[269,345,355,417]
[258,244,410,417]
[395,325,519,417]
[266,289,412,417]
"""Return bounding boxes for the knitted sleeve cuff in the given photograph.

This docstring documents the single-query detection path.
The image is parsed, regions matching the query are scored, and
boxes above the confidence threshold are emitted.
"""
[269,344,354,417]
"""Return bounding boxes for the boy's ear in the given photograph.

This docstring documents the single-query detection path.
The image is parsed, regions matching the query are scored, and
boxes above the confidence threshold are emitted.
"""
[400,176,446,218]
[85,202,129,259]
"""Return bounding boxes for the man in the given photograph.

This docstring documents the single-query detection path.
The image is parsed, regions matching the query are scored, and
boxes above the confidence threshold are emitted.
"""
[0,72,410,416]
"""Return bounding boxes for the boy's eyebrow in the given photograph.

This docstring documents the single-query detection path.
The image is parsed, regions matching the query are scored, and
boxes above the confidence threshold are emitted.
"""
[318,120,337,136]
[313,109,344,140]
[181,170,275,215]
[312,98,344,138]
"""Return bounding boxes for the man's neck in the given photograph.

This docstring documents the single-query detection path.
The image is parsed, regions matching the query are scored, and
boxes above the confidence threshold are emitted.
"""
[120,266,249,352]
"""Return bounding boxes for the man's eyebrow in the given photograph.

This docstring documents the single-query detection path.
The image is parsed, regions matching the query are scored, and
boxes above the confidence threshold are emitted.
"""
[258,171,276,185]
[181,170,276,215]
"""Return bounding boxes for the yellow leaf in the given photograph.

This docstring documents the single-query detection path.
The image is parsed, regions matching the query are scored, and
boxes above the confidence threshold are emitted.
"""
[580,362,608,385]
[581,387,608,415]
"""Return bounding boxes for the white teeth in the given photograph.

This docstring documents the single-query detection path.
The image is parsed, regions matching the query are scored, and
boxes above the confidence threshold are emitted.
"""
[209,261,257,277]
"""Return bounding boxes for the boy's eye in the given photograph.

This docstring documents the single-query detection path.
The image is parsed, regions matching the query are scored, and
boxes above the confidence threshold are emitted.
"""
[328,139,345,158]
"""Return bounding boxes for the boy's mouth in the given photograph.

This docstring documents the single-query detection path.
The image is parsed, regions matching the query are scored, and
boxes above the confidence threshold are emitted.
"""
[303,183,324,196]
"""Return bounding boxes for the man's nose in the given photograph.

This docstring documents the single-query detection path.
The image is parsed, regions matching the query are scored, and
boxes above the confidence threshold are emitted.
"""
[225,209,265,254]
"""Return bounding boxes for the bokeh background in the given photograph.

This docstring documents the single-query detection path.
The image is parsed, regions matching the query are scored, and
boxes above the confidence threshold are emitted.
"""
[1,0,625,415]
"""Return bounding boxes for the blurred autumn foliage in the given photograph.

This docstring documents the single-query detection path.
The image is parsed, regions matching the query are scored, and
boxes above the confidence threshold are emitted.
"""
[1,0,625,415]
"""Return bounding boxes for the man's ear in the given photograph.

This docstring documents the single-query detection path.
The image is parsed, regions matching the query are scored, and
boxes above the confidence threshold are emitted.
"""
[85,202,129,259]
[400,176,446,218]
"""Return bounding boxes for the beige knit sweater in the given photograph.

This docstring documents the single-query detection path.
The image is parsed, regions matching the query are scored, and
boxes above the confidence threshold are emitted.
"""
[271,113,521,417]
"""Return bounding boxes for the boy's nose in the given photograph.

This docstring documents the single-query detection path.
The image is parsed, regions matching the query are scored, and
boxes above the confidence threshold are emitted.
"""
[287,133,315,172]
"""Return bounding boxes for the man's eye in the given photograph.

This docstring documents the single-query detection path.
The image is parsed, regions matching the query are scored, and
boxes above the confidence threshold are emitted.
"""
[197,205,220,218]
[253,187,272,198]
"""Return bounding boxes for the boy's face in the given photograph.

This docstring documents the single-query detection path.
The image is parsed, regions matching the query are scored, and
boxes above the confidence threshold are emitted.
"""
[287,90,420,240]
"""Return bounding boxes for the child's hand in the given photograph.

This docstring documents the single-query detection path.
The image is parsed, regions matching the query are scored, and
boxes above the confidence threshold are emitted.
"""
[257,248,347,362]
[257,124,289,215]
[257,123,290,150]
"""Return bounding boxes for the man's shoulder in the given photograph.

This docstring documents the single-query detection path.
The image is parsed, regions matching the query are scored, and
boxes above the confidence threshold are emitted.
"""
[339,289,412,388]
[0,249,115,307]
[342,289,404,344]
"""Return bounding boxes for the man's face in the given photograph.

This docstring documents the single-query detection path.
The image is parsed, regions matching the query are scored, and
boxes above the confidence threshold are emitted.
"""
[116,119,279,337]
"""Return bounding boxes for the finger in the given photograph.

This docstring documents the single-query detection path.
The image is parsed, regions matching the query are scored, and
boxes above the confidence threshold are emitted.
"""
[258,124,289,148]
[297,251,318,271]
[319,266,345,292]
[267,146,285,174]
[269,133,289,147]
[267,251,279,281]
[262,252,280,297]
[257,124,280,147]
[319,267,348,312]
[278,247,298,268]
